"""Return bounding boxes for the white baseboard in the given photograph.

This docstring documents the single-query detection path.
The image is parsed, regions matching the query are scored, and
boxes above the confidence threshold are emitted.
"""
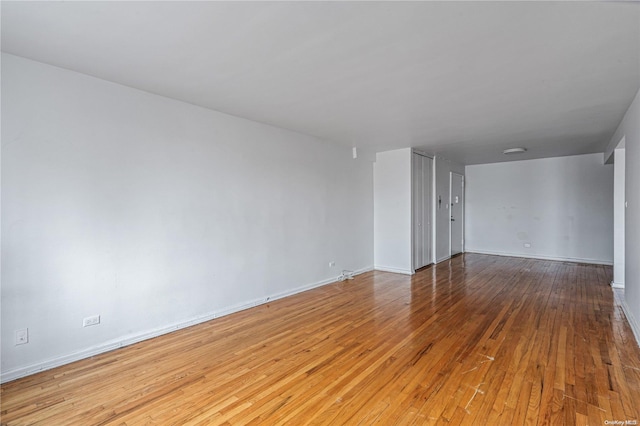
[611,281,625,289]
[465,249,613,266]
[1,266,373,384]
[613,289,640,348]
[373,265,413,275]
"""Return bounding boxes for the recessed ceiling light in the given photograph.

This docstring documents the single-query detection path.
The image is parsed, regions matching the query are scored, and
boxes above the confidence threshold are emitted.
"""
[503,148,527,155]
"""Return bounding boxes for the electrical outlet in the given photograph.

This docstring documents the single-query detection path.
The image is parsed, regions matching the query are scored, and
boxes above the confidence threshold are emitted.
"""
[83,315,100,327]
[524,243,531,248]
[329,261,336,267]
[15,328,28,345]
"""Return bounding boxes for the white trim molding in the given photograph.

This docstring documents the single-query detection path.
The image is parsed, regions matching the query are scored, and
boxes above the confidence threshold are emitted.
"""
[373,265,414,275]
[465,249,613,266]
[1,266,374,384]
[611,281,625,289]
[613,289,640,348]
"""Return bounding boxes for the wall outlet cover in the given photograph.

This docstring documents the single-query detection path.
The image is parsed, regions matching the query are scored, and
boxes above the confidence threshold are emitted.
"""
[83,315,101,327]
[15,329,28,345]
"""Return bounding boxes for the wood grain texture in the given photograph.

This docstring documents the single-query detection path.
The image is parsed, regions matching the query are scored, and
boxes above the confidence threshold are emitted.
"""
[2,254,640,425]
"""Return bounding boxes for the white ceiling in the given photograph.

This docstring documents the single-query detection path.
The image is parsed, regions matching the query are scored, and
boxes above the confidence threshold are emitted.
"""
[2,1,639,165]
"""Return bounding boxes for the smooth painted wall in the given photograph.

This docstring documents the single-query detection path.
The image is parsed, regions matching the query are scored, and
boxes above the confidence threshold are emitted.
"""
[465,153,613,265]
[1,54,374,380]
[373,148,412,274]
[605,88,640,345]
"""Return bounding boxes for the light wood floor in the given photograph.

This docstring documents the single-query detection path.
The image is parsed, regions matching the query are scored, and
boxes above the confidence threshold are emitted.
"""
[2,254,640,425]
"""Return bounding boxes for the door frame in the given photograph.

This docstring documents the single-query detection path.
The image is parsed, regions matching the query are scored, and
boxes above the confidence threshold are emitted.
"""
[612,136,626,289]
[449,172,464,257]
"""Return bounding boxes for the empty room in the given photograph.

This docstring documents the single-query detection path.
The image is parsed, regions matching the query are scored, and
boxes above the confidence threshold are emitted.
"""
[1,1,640,425]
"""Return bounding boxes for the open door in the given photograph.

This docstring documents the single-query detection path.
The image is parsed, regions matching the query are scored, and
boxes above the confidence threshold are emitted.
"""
[450,172,464,256]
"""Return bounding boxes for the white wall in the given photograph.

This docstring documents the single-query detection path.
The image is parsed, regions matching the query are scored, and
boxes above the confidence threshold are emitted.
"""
[605,88,640,345]
[434,156,465,262]
[465,153,613,265]
[1,54,374,381]
[373,151,462,270]
[613,147,626,288]
[373,148,412,274]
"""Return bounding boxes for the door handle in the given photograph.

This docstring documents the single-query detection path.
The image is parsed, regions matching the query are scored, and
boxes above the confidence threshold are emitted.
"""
[451,218,455,221]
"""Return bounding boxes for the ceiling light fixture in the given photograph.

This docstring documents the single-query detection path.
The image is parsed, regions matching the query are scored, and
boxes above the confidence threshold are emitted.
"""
[503,147,527,155]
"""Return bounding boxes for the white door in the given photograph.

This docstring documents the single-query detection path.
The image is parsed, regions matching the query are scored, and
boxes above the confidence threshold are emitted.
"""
[450,172,464,256]
[413,153,432,270]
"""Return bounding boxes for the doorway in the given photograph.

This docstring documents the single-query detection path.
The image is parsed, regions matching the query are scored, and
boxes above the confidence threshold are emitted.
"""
[450,172,464,256]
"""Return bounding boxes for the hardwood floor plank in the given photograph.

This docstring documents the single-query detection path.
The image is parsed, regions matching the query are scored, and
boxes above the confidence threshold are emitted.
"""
[2,254,639,425]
